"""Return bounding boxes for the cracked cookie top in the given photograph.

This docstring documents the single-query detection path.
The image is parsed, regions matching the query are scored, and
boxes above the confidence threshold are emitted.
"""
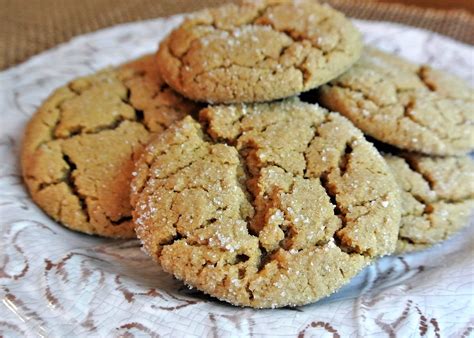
[383,151,474,253]
[317,47,474,156]
[156,0,362,104]
[21,54,200,238]
[131,99,401,308]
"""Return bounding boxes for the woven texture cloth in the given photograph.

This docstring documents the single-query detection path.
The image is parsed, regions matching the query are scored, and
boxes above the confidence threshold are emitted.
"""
[1,0,473,70]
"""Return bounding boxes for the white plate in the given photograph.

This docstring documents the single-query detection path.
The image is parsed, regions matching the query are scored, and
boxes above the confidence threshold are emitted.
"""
[1,15,473,337]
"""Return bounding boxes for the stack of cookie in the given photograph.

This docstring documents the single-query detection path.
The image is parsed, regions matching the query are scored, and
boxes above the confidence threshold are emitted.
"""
[21,0,473,308]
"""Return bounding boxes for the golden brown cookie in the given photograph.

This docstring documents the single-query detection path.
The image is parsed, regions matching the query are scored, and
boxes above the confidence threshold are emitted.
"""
[318,48,474,155]
[383,152,474,253]
[156,0,362,103]
[131,99,401,308]
[21,55,200,238]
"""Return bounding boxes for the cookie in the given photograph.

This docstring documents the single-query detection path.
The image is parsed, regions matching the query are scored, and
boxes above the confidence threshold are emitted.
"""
[383,151,474,253]
[318,48,474,155]
[131,99,401,308]
[21,55,200,238]
[156,0,362,103]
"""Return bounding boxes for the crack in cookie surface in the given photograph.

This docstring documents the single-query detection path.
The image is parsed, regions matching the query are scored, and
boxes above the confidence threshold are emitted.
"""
[131,99,401,308]
[382,151,474,253]
[21,54,200,238]
[156,0,362,103]
[317,47,474,155]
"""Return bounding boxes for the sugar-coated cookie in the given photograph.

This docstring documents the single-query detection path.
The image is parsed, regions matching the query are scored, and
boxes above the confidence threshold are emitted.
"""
[21,55,200,238]
[383,151,474,253]
[157,0,362,103]
[318,48,474,155]
[131,99,401,308]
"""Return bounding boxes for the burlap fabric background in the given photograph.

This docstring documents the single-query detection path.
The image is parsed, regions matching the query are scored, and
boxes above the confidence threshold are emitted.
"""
[1,0,473,70]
